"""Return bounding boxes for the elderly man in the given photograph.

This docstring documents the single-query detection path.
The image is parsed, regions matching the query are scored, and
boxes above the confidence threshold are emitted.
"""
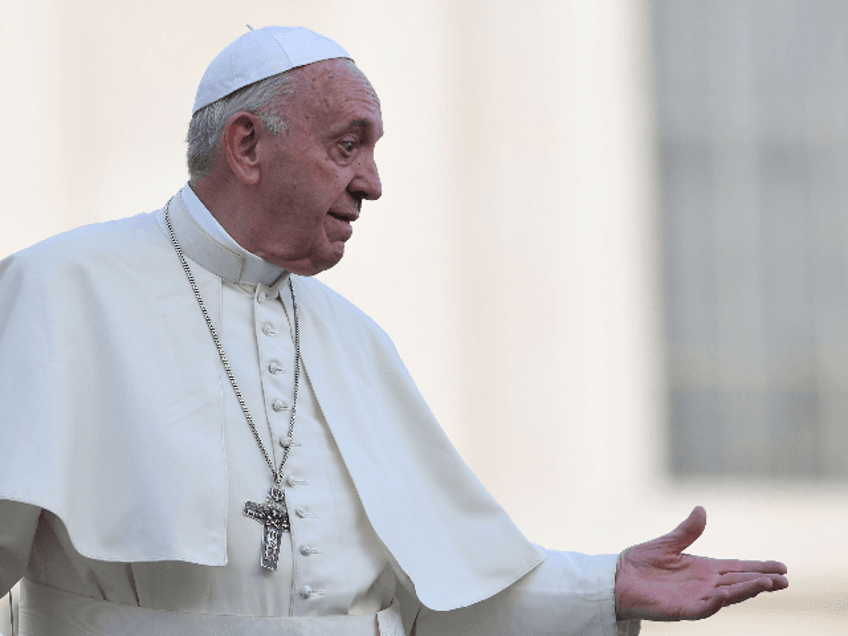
[0,26,787,636]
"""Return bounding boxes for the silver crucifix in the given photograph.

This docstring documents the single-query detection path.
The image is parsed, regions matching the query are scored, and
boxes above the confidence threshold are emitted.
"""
[244,486,291,570]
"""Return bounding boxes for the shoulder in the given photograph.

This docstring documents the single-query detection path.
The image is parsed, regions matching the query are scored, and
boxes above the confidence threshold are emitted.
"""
[292,275,397,351]
[293,275,381,328]
[0,212,166,283]
[5,213,163,265]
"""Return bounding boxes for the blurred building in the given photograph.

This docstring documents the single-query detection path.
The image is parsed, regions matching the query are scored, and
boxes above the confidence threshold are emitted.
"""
[655,0,848,481]
[648,2,848,632]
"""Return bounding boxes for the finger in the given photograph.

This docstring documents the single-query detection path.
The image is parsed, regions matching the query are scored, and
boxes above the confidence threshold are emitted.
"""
[717,572,789,588]
[720,576,775,607]
[717,572,773,586]
[681,577,774,620]
[663,506,707,552]
[770,574,790,590]
[715,559,788,575]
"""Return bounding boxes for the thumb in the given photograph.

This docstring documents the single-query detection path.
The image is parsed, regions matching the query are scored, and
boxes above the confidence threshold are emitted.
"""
[663,506,707,552]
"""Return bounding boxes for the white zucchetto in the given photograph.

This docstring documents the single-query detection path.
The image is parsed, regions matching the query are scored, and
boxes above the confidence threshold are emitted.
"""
[192,26,351,114]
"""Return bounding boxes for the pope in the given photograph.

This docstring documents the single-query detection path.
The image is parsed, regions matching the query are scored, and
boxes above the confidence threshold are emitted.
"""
[0,26,787,636]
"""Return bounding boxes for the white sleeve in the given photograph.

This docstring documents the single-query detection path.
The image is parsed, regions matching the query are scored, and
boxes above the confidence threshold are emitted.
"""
[413,549,640,636]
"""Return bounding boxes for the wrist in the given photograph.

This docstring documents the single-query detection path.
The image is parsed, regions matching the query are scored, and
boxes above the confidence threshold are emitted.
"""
[614,550,631,621]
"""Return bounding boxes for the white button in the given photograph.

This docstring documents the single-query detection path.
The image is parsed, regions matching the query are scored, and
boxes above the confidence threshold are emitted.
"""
[300,544,313,556]
[295,507,308,518]
[300,585,313,599]
[287,475,306,487]
[257,291,267,303]
[262,324,277,337]
[272,399,288,412]
[269,362,283,374]
[279,436,292,448]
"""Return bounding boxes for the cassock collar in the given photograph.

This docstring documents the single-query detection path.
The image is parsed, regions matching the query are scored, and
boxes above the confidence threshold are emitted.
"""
[174,183,290,292]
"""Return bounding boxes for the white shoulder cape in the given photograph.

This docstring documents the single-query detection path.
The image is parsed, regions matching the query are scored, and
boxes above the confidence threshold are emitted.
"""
[0,196,543,611]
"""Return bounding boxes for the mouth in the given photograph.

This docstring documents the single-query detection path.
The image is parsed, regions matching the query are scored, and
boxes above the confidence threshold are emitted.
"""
[327,210,358,224]
[326,209,357,242]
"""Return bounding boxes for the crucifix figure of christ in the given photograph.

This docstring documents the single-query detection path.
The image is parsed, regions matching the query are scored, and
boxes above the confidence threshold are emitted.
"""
[244,486,291,570]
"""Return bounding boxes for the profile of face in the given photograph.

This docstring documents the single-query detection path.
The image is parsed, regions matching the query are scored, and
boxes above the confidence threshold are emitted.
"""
[244,59,383,276]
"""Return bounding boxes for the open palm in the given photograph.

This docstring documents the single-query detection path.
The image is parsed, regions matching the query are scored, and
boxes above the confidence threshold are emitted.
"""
[614,506,789,621]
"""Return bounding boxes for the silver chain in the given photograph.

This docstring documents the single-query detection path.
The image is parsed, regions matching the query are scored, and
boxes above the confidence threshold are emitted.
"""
[164,203,301,488]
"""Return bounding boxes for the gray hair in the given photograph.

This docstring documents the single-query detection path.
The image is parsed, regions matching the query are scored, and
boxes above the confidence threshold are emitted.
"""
[185,71,292,181]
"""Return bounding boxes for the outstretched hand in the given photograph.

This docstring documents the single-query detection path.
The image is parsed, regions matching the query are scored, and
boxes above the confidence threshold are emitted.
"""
[614,506,788,622]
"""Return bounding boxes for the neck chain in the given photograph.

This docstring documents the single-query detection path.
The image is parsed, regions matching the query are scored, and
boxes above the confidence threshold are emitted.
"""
[165,203,300,570]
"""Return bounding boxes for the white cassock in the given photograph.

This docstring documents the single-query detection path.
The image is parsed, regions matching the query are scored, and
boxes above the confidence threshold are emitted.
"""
[0,185,640,636]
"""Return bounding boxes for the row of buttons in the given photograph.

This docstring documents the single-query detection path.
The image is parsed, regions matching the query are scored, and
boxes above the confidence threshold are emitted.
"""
[287,475,323,600]
[262,326,284,378]
[255,288,324,604]
[263,322,291,419]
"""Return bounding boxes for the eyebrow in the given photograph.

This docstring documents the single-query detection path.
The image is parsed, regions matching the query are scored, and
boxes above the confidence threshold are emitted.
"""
[349,118,384,139]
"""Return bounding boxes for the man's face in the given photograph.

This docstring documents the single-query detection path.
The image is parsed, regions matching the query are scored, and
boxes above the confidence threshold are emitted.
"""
[250,59,383,275]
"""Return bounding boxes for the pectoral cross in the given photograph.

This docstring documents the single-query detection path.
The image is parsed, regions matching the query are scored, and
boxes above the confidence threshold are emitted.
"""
[244,486,291,570]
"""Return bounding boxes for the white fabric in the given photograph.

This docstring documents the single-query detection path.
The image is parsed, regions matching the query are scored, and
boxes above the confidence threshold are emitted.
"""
[416,551,639,636]
[0,499,639,636]
[0,190,640,635]
[0,191,541,611]
[1,183,395,618]
[192,26,351,114]
[18,259,393,618]
[0,524,639,636]
[17,579,403,636]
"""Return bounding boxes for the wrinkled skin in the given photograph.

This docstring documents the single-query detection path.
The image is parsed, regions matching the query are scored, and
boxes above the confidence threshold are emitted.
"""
[614,506,789,621]
[194,58,383,276]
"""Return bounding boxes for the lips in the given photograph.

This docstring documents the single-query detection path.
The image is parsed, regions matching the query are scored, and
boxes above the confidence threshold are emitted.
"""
[327,209,358,224]
[325,209,357,242]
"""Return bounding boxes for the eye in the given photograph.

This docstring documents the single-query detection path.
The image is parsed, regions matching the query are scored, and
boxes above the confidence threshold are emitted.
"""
[340,140,355,153]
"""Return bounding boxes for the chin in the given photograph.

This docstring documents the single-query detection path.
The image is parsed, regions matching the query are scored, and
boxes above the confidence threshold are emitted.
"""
[316,256,344,274]
[317,245,346,272]
[290,253,344,276]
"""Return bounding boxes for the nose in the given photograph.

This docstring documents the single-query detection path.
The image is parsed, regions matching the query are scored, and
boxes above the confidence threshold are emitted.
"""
[349,153,382,201]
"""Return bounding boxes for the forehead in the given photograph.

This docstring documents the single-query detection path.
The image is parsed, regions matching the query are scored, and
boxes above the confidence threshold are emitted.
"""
[290,60,383,135]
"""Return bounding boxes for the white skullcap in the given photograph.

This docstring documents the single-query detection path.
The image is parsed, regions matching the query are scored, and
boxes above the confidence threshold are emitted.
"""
[192,26,352,114]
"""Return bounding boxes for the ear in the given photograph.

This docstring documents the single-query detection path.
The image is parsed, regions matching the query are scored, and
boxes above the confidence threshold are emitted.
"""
[222,111,263,186]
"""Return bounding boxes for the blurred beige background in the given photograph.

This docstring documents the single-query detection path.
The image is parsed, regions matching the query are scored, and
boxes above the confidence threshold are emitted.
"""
[2,0,846,633]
